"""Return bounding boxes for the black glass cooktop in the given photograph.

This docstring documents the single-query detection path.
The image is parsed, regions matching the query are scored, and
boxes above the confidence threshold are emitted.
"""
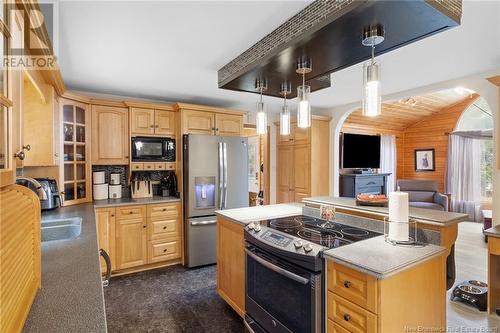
[259,215,381,249]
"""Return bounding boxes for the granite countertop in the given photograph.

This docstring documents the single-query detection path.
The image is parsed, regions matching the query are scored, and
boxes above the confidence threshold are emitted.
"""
[93,195,180,208]
[215,203,303,225]
[23,203,107,333]
[323,236,446,279]
[484,225,500,238]
[304,196,469,226]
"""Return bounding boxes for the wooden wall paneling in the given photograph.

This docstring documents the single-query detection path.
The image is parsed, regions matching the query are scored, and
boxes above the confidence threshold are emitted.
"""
[402,95,479,192]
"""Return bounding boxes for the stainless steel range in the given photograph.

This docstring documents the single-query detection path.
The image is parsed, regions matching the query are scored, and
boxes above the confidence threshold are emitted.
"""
[244,215,381,333]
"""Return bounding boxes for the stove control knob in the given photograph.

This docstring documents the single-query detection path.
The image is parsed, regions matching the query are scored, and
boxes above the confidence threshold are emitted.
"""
[303,243,313,253]
[248,223,255,230]
[254,224,262,232]
[293,240,303,249]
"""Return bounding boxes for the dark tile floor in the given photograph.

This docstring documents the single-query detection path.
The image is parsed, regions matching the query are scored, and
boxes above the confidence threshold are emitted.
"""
[104,265,244,333]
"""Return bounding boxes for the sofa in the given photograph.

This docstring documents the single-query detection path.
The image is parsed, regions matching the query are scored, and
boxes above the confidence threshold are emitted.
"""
[396,179,449,211]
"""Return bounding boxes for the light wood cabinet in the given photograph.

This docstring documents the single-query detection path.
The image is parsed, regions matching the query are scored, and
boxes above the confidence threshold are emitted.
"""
[216,216,245,318]
[23,78,59,166]
[215,113,243,136]
[276,118,330,203]
[130,108,155,135]
[177,103,245,136]
[92,105,129,165]
[60,98,92,206]
[95,208,116,273]
[181,109,215,135]
[326,258,446,333]
[0,185,41,332]
[97,202,181,273]
[116,217,148,270]
[131,107,176,136]
[155,110,176,136]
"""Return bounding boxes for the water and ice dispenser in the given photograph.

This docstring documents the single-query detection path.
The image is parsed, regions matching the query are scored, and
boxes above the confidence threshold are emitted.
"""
[194,176,215,209]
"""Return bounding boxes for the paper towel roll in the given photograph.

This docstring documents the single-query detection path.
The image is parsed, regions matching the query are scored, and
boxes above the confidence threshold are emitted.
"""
[388,191,409,242]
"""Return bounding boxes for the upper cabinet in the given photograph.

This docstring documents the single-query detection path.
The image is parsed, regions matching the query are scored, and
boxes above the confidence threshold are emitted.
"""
[61,98,92,205]
[92,105,129,165]
[181,109,215,135]
[130,107,176,136]
[177,103,245,137]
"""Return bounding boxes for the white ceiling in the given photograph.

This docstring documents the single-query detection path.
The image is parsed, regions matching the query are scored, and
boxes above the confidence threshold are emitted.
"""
[57,0,500,114]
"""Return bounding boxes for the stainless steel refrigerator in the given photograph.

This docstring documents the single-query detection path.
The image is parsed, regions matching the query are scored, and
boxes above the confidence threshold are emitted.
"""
[183,134,248,268]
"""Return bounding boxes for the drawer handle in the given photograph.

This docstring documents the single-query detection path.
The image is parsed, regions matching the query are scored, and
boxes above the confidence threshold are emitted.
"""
[162,208,167,211]
[163,249,167,252]
[111,214,115,217]
[163,226,167,230]
[366,181,376,185]
[143,225,147,228]
[344,281,351,288]
[343,314,351,322]
[129,211,133,214]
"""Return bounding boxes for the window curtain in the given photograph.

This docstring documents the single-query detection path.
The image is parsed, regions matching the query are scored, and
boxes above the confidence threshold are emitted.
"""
[446,134,481,222]
[380,135,397,192]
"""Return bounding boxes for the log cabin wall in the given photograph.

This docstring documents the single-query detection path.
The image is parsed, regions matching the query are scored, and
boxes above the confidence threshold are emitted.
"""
[341,94,480,193]
[402,95,479,192]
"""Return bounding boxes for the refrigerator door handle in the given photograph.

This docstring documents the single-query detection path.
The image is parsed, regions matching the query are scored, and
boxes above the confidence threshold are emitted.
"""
[218,141,224,210]
[223,142,228,209]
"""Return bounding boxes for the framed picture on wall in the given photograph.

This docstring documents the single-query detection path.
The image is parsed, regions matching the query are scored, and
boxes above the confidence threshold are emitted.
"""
[414,149,435,172]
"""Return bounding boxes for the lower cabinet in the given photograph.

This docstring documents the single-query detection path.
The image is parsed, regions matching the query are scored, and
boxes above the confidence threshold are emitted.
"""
[216,216,245,317]
[326,256,446,333]
[95,208,116,273]
[95,202,181,274]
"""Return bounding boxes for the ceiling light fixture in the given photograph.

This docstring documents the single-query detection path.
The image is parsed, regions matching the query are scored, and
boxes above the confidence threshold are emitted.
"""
[255,79,268,135]
[296,58,312,128]
[280,82,292,136]
[361,25,384,117]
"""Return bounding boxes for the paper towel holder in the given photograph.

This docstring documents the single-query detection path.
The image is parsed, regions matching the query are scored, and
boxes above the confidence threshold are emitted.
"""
[383,217,419,246]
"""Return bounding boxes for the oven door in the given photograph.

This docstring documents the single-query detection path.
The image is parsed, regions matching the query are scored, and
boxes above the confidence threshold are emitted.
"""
[245,244,321,333]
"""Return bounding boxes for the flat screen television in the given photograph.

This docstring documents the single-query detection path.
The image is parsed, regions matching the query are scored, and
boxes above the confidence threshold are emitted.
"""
[341,133,381,169]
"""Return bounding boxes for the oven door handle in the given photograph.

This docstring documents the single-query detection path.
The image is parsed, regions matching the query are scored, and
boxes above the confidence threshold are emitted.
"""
[245,248,309,285]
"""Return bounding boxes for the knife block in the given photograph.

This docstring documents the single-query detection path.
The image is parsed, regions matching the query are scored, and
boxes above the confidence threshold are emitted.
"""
[131,181,153,199]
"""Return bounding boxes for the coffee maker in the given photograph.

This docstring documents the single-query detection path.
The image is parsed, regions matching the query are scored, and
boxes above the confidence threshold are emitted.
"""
[36,178,62,210]
[160,171,178,197]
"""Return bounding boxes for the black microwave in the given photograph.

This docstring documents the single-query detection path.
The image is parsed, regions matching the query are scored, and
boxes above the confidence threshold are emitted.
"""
[131,137,175,162]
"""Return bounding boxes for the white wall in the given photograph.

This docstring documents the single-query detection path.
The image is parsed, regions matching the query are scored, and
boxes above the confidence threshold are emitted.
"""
[320,71,500,226]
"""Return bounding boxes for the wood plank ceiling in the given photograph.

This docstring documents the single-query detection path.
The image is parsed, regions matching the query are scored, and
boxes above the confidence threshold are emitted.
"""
[343,89,473,132]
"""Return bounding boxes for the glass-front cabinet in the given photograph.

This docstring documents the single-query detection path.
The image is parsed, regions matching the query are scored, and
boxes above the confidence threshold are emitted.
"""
[0,11,14,187]
[61,98,91,205]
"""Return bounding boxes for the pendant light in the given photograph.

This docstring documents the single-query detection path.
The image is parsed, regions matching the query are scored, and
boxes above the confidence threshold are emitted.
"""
[361,25,384,117]
[279,82,291,136]
[296,59,312,128]
[255,79,268,135]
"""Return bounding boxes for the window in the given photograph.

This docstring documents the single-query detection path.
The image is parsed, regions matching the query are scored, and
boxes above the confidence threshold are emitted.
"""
[456,97,493,201]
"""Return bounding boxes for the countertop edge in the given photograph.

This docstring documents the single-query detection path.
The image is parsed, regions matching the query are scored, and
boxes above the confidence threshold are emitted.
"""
[303,197,469,226]
[484,226,500,238]
[323,241,447,279]
[93,196,181,208]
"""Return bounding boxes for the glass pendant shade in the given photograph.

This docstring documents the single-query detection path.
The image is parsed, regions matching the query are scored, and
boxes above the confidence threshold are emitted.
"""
[362,62,381,117]
[280,104,290,136]
[256,101,267,134]
[297,85,311,128]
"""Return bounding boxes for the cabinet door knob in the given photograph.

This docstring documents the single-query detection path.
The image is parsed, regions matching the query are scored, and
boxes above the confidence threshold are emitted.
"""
[163,226,167,230]
[162,208,167,211]
[111,214,115,217]
[14,151,25,160]
[344,281,351,288]
[343,314,351,322]
[155,125,159,128]
[150,125,154,128]
[129,211,133,214]
[163,249,167,252]
[143,225,147,228]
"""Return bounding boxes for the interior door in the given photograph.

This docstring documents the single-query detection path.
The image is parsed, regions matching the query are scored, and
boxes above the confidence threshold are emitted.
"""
[222,136,248,210]
[155,110,175,136]
[277,145,294,203]
[131,108,155,135]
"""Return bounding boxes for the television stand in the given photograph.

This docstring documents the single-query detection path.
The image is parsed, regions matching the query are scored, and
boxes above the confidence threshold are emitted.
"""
[339,173,391,197]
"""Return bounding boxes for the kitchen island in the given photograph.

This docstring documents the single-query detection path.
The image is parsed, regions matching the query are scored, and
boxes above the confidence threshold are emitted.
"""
[484,226,500,314]
[216,198,469,332]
